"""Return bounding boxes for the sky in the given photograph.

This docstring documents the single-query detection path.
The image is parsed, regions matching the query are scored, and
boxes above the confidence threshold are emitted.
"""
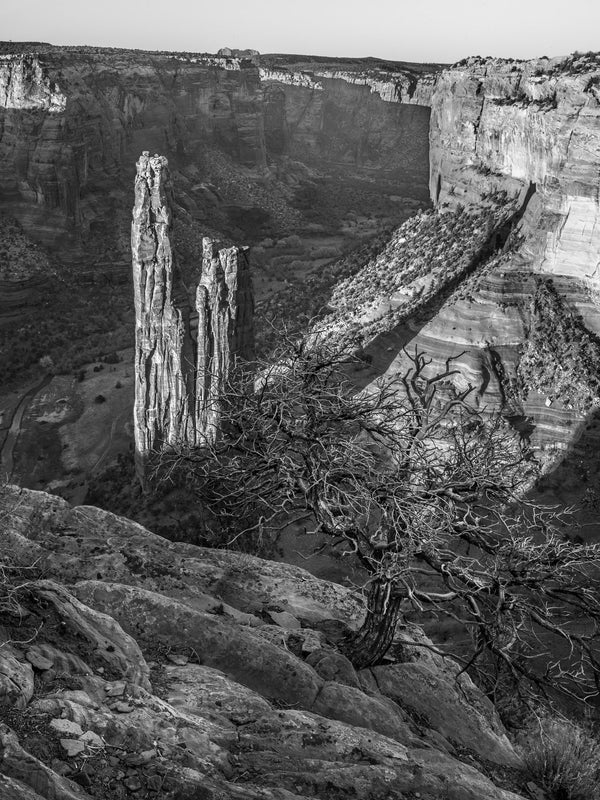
[3,0,600,64]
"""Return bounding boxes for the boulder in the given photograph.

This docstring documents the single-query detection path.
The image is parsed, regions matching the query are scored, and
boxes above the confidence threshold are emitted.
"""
[369,662,519,766]
[72,581,323,709]
[0,653,34,708]
[30,581,150,689]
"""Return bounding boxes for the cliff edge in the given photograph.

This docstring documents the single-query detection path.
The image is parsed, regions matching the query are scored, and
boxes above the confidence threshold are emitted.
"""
[0,484,526,800]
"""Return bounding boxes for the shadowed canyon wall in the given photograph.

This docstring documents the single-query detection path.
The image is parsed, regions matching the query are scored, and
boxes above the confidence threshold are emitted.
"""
[132,152,253,476]
[0,48,432,268]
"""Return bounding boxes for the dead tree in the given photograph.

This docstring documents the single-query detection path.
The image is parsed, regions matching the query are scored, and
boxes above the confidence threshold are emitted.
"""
[161,337,600,705]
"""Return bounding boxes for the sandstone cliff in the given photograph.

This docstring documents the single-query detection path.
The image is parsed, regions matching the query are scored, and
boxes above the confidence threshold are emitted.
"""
[0,483,527,800]
[429,53,600,297]
[0,46,433,262]
[311,52,600,467]
[132,152,254,474]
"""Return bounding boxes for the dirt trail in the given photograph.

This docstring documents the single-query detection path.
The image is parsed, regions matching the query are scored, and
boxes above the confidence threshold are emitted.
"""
[0,375,51,480]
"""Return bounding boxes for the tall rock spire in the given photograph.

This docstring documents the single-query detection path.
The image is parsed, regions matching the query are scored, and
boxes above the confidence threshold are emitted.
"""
[132,152,254,480]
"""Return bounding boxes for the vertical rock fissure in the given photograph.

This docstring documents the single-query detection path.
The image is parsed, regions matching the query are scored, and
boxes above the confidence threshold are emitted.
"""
[132,152,254,482]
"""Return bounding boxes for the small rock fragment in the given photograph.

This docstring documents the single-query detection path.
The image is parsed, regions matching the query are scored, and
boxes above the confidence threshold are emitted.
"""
[60,738,85,757]
[50,718,84,737]
[267,610,302,629]
[26,647,54,671]
[113,701,134,713]
[122,749,156,766]
[80,730,104,748]
[124,776,142,792]
[105,680,126,697]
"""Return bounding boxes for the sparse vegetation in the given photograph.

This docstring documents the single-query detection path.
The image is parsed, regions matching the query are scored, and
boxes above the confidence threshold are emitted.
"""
[522,717,600,800]
[518,279,600,411]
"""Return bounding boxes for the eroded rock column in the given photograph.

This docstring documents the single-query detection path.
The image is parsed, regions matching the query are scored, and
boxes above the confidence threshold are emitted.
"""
[196,238,254,444]
[132,152,254,480]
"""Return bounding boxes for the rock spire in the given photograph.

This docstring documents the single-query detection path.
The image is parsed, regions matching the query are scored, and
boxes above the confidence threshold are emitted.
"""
[132,152,253,479]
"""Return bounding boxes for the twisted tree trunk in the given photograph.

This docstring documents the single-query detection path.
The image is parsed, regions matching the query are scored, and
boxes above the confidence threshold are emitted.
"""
[341,577,403,669]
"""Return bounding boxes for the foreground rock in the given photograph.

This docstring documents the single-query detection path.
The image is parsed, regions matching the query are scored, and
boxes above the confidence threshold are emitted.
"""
[0,484,526,798]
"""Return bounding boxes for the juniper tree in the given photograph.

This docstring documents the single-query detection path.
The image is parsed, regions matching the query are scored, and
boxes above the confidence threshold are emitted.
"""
[160,339,600,705]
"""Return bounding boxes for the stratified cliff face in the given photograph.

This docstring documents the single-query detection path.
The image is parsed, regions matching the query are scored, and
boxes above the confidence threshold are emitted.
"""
[132,153,253,473]
[429,54,600,300]
[0,47,433,264]
[354,53,600,463]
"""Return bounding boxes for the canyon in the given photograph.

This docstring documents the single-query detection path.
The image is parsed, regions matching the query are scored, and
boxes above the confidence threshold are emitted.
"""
[0,45,599,564]
[2,40,600,800]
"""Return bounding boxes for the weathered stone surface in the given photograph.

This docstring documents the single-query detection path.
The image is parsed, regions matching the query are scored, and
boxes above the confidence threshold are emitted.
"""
[132,152,254,476]
[0,773,52,800]
[0,484,527,799]
[0,484,363,628]
[0,652,34,708]
[165,663,272,724]
[72,580,324,710]
[369,662,519,766]
[311,681,417,746]
[0,724,91,800]
[30,580,150,689]
[305,648,360,688]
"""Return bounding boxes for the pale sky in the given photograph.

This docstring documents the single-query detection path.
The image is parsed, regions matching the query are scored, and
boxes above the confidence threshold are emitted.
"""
[2,0,599,64]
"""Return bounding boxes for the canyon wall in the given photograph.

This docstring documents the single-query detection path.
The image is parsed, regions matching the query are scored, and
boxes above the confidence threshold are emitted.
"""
[428,54,600,301]
[0,48,432,267]
[132,152,253,475]
[359,53,600,463]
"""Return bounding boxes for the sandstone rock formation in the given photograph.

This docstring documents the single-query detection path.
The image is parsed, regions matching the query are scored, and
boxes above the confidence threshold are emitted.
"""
[0,482,528,799]
[428,53,600,299]
[305,52,600,469]
[0,54,66,111]
[132,152,253,475]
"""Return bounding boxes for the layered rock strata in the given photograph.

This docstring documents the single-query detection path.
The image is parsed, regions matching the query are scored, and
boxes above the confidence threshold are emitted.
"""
[0,47,433,258]
[132,152,253,475]
[428,55,600,294]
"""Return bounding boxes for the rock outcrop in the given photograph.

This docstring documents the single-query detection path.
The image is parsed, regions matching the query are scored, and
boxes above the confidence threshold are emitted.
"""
[0,483,528,799]
[0,54,66,111]
[428,53,600,299]
[132,152,253,475]
[310,52,600,469]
